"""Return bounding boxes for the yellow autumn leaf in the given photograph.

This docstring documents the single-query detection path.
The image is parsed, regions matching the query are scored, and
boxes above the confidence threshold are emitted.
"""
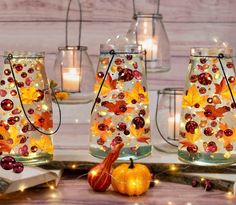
[8,125,20,147]
[124,81,149,104]
[182,85,208,108]
[55,91,69,101]
[0,126,10,140]
[185,128,201,143]
[30,135,53,154]
[129,124,145,138]
[20,86,40,104]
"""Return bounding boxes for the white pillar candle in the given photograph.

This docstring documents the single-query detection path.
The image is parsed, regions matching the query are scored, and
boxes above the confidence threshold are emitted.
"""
[168,114,180,139]
[142,38,158,60]
[62,67,80,92]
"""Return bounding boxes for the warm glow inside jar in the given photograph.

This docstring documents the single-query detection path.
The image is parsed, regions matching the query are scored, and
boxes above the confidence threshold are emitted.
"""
[178,47,236,166]
[0,51,54,165]
[90,44,152,160]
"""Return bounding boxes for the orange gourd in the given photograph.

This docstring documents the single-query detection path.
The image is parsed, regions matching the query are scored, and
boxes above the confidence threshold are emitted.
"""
[87,143,124,192]
[111,158,151,196]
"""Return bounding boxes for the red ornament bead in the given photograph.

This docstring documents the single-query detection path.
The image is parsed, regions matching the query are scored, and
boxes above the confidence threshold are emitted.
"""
[139,109,146,117]
[1,99,14,111]
[203,179,213,191]
[1,156,16,170]
[205,141,217,153]
[25,77,33,86]
[187,144,198,153]
[190,75,198,83]
[13,162,24,173]
[117,122,127,131]
[98,123,108,131]
[124,130,130,135]
[118,92,125,99]
[224,129,233,136]
[21,72,27,78]
[97,72,104,78]
[15,64,23,71]
[204,127,214,136]
[20,135,27,143]
[131,99,137,104]
[191,179,199,187]
[28,68,34,73]
[225,143,233,151]
[198,73,213,85]
[133,70,142,80]
[126,55,133,60]
[0,89,7,97]
[31,145,38,152]
[10,90,17,96]
[97,138,105,145]
[215,130,224,138]
[28,108,34,114]
[0,80,5,85]
[199,87,206,94]
[7,117,16,125]
[132,117,145,129]
[4,69,11,76]
[118,68,134,82]
[119,105,127,113]
[115,58,123,65]
[226,62,234,68]
[17,82,24,87]
[7,77,14,83]
[228,76,235,83]
[185,121,198,134]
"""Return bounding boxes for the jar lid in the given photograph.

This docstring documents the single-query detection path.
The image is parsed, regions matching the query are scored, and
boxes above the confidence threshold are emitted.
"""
[4,51,45,58]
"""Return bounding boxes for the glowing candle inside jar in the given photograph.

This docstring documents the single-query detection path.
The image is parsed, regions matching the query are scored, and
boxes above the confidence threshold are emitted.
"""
[62,67,80,92]
[141,38,158,60]
[168,114,180,140]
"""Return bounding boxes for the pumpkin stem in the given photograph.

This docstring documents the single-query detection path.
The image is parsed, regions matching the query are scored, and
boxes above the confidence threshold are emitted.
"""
[128,158,135,169]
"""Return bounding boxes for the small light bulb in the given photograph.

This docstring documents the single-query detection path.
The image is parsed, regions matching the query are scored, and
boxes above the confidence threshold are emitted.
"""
[154,179,160,185]
[71,164,76,169]
[20,185,25,192]
[169,165,177,171]
[50,185,55,190]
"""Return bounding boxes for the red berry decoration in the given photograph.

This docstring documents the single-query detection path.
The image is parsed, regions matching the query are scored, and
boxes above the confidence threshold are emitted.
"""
[1,99,14,111]
[115,58,123,65]
[198,73,213,85]
[4,69,11,76]
[204,127,214,136]
[126,55,133,60]
[187,144,198,154]
[190,75,198,83]
[132,116,145,129]
[133,70,142,80]
[1,156,16,170]
[13,162,24,173]
[35,89,44,102]
[97,72,104,78]
[117,92,125,99]
[203,179,213,191]
[205,141,217,153]
[225,143,233,152]
[185,121,198,134]
[224,129,233,136]
[200,58,207,64]
[117,122,126,131]
[0,89,7,97]
[28,68,34,73]
[228,76,235,83]
[118,68,134,82]
[98,123,108,131]
[15,64,23,71]
[226,62,234,68]
[191,179,199,187]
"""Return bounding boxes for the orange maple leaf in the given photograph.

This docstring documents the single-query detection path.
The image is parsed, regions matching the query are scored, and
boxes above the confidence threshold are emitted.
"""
[34,111,53,130]
[197,105,229,120]
[215,78,236,100]
[94,73,117,96]
[219,123,236,147]
[102,100,134,115]
[182,85,208,108]
[0,140,12,153]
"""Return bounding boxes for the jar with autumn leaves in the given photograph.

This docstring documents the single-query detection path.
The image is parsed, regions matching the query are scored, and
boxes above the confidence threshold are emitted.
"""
[0,51,54,165]
[178,47,236,166]
[90,44,152,160]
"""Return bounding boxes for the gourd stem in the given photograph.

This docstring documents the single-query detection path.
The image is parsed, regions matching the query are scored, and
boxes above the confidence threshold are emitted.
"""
[128,158,135,169]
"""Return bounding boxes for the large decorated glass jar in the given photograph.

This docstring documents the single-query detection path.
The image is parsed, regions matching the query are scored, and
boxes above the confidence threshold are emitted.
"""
[178,47,236,166]
[0,51,54,165]
[90,43,152,160]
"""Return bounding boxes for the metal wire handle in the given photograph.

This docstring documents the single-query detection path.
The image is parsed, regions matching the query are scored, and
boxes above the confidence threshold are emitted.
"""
[7,53,62,135]
[90,49,147,115]
[65,0,82,47]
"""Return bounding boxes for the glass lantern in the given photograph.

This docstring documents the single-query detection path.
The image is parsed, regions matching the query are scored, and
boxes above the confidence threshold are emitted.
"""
[155,88,183,152]
[0,51,54,165]
[178,47,236,166]
[127,13,171,73]
[54,46,95,104]
[90,44,152,160]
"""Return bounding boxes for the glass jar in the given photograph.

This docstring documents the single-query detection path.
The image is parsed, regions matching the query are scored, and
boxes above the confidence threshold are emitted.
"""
[0,51,53,165]
[127,14,170,73]
[54,46,95,104]
[89,44,152,160]
[178,47,236,166]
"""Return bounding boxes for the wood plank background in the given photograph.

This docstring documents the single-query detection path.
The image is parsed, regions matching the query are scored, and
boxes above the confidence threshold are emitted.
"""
[0,0,235,89]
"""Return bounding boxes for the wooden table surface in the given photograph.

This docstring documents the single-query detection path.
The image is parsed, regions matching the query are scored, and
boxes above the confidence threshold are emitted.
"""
[0,171,235,205]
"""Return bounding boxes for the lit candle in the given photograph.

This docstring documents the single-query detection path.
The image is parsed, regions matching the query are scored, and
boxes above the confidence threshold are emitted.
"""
[62,67,80,92]
[141,38,158,60]
[168,114,180,140]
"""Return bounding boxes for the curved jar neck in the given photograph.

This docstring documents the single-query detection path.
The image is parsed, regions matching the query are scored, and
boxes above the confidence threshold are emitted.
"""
[190,47,233,58]
[100,44,143,54]
[134,13,163,21]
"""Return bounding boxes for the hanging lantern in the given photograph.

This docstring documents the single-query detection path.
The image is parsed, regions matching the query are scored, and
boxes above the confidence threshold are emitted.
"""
[0,51,61,165]
[178,47,236,166]
[89,41,152,160]
[155,88,183,152]
[53,0,95,104]
[127,0,171,73]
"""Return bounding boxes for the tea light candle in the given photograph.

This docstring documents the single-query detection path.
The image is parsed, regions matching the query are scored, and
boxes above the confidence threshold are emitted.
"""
[62,67,80,92]
[142,38,158,60]
[168,114,180,139]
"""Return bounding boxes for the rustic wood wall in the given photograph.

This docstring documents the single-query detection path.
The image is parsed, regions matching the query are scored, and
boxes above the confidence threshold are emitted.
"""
[0,0,235,90]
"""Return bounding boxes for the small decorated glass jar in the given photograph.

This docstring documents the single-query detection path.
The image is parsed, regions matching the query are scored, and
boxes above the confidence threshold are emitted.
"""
[178,47,236,166]
[0,51,54,165]
[90,44,152,160]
